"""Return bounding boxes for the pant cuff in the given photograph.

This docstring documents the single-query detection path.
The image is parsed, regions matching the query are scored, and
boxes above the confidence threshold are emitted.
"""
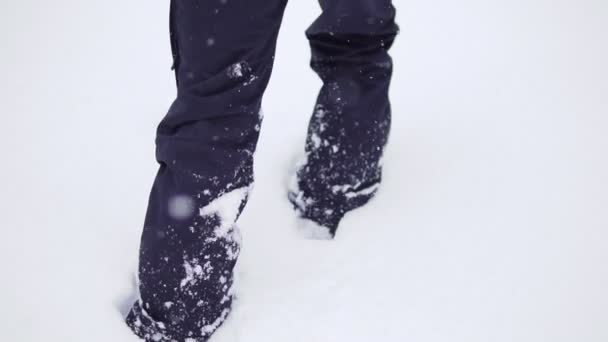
[126,300,222,342]
[287,176,381,237]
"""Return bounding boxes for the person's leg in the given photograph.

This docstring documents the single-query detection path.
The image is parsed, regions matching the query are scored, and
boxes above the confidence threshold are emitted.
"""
[126,0,287,341]
[288,0,398,237]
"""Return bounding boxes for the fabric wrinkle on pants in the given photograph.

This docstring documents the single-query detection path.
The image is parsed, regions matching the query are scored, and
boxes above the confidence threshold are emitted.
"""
[126,0,397,341]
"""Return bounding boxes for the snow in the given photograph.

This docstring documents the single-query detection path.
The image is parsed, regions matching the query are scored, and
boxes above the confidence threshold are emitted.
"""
[1,1,608,342]
[227,62,246,79]
[295,217,333,241]
[343,183,380,199]
[200,187,250,238]
[180,259,211,289]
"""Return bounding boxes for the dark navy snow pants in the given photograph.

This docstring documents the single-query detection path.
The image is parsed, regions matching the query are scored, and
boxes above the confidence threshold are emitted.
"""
[126,0,398,341]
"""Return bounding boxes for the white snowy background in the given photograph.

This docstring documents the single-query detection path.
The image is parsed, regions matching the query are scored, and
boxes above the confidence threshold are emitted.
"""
[1,0,607,341]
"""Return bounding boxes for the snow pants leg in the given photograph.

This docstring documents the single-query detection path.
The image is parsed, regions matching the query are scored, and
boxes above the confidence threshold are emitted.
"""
[126,0,287,341]
[288,0,399,236]
[127,0,397,341]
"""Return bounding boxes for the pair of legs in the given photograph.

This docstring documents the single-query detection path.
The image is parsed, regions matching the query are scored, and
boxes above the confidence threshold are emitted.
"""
[127,0,398,341]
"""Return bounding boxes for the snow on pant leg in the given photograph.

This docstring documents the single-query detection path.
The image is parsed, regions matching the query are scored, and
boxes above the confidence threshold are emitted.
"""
[288,0,399,236]
[126,0,287,341]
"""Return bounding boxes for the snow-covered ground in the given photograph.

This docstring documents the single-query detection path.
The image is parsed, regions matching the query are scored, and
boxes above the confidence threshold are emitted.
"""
[2,1,607,341]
